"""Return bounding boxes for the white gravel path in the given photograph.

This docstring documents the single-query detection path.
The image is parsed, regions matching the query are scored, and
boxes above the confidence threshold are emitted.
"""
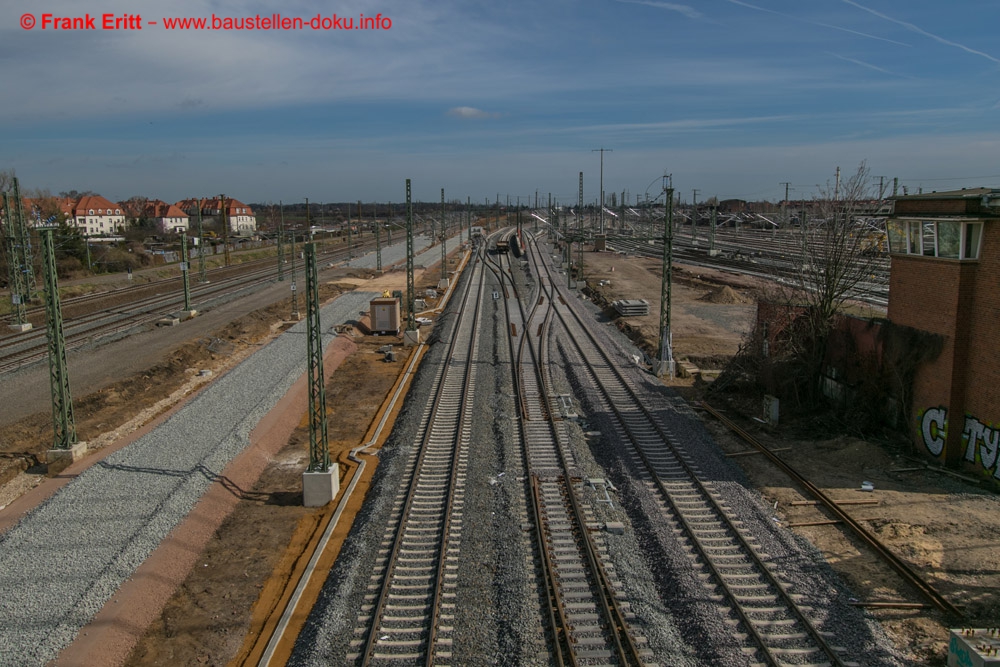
[0,290,380,667]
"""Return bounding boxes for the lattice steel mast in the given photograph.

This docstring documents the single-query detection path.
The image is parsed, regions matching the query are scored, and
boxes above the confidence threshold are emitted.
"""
[41,228,76,449]
[658,183,675,378]
[305,242,329,472]
[405,180,416,331]
[440,188,447,282]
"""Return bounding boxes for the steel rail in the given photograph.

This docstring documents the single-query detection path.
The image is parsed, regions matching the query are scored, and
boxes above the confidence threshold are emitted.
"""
[700,401,963,619]
[499,236,646,667]
[358,244,486,665]
[527,231,849,666]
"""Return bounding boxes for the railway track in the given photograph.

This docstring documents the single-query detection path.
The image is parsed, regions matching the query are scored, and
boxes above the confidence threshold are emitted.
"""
[524,231,857,666]
[349,251,486,665]
[0,261,282,374]
[0,236,411,375]
[487,241,651,666]
[604,228,889,307]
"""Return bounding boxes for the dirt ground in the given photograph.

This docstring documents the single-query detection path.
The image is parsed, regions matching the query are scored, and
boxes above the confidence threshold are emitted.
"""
[580,250,1000,666]
[1,244,995,666]
[0,246,462,667]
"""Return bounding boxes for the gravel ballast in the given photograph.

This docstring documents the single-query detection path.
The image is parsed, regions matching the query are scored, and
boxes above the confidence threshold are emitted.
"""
[0,290,379,667]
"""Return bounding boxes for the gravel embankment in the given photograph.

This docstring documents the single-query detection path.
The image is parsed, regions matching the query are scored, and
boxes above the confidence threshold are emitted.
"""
[291,249,547,666]
[534,237,906,666]
[0,291,379,667]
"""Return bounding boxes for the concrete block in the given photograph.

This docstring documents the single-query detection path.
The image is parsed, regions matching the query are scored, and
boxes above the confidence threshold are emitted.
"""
[7,322,32,333]
[156,317,180,327]
[605,522,625,535]
[403,329,422,347]
[437,278,450,289]
[47,441,88,476]
[303,467,340,507]
[949,629,1000,666]
[179,310,198,320]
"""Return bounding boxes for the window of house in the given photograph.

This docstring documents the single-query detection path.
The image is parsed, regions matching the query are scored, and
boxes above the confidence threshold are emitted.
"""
[965,223,983,259]
[89,209,94,215]
[889,219,984,260]
[937,221,960,258]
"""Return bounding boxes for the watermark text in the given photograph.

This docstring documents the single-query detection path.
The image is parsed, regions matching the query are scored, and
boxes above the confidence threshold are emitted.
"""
[19,12,392,31]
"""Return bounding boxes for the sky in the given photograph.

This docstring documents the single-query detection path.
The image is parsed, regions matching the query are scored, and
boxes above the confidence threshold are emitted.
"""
[2,0,999,206]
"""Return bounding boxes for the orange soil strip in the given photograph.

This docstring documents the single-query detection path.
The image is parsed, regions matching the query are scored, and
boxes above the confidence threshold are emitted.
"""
[52,336,358,667]
[233,343,428,667]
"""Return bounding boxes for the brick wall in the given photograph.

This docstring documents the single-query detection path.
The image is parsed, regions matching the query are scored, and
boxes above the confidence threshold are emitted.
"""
[962,224,1000,423]
[888,255,961,421]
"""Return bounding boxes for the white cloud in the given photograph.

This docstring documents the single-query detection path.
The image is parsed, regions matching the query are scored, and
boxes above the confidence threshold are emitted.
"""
[447,106,502,119]
[614,0,702,20]
[841,0,1000,64]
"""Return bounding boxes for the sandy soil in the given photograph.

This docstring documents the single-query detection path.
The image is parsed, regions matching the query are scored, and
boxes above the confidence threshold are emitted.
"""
[1,244,994,667]
[579,250,1000,666]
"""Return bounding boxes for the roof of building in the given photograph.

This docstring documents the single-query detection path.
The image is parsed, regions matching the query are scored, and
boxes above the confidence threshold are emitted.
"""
[71,195,122,216]
[173,197,255,216]
[144,200,189,219]
[892,187,1000,200]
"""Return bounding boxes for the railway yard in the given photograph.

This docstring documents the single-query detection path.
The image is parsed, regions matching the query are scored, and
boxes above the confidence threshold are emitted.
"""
[0,224,998,667]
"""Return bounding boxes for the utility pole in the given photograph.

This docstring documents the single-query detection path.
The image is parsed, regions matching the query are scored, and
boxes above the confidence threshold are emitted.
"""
[292,201,303,320]
[356,200,363,259]
[835,166,841,200]
[405,179,416,332]
[466,196,471,243]
[220,194,231,267]
[375,202,382,272]
[691,189,699,242]
[577,171,584,286]
[9,177,37,299]
[180,232,192,313]
[305,241,329,473]
[621,189,626,233]
[516,196,522,238]
[658,184,675,379]
[277,202,285,281]
[197,203,208,283]
[301,240,338,506]
[41,228,77,450]
[709,205,717,255]
[592,147,612,234]
[2,189,30,330]
[440,188,448,284]
[387,203,393,244]
[347,203,353,260]
[780,182,791,227]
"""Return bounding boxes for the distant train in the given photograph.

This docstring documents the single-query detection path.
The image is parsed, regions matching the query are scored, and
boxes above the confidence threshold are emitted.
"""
[495,239,510,253]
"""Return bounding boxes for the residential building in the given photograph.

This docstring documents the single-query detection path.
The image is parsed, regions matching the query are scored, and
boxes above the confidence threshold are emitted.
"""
[175,197,257,235]
[144,200,190,234]
[885,188,1000,480]
[70,195,126,236]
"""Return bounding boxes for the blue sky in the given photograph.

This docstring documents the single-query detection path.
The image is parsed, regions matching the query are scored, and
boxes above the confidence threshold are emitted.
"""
[2,0,998,205]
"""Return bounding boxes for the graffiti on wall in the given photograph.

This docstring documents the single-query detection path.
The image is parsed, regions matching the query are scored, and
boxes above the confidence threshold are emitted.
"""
[918,407,947,456]
[918,406,1000,479]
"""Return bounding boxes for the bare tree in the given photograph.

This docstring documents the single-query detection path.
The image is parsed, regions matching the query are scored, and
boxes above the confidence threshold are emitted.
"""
[723,161,886,408]
[120,195,149,228]
[0,169,15,194]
